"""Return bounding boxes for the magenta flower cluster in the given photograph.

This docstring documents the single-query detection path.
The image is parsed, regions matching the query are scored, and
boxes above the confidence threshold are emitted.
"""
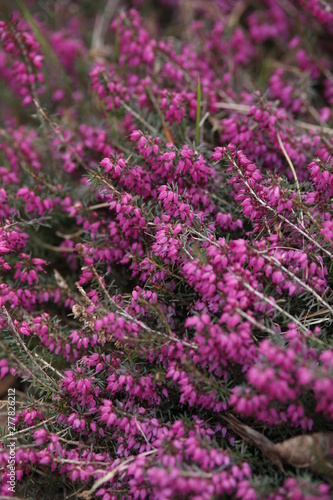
[0,1,333,499]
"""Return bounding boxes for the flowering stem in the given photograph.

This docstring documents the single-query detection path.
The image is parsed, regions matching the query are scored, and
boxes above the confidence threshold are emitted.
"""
[226,150,333,261]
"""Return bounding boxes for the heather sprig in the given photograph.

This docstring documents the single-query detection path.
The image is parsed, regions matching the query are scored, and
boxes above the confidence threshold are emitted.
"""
[0,2,333,499]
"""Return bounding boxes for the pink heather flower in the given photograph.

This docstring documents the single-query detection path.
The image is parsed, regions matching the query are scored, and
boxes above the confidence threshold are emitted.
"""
[0,5,332,499]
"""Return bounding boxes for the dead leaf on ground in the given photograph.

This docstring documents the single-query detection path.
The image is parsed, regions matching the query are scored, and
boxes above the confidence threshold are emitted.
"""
[224,413,333,476]
[274,433,333,474]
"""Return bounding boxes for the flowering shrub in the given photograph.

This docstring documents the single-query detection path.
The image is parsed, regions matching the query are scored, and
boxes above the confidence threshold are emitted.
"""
[0,1,333,498]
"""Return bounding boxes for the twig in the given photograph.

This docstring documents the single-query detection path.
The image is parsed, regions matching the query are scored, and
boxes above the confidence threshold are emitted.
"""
[235,307,277,336]
[276,129,304,229]
[261,252,333,317]
[91,0,120,51]
[82,450,157,497]
[119,99,158,135]
[0,496,26,500]
[135,416,157,450]
[0,415,57,442]
[34,352,65,379]
[301,308,330,322]
[296,119,333,136]
[56,229,84,239]
[215,101,333,136]
[33,237,76,253]
[238,279,311,336]
[87,201,113,211]
[215,102,250,113]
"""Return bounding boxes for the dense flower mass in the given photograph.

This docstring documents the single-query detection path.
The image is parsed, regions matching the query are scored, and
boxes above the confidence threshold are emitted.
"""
[0,0,333,498]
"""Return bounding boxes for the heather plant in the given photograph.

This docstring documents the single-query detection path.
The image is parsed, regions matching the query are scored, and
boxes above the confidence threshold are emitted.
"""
[0,1,333,499]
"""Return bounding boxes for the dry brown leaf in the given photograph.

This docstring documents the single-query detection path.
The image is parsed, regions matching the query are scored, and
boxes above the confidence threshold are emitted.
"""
[224,414,333,476]
[274,433,333,474]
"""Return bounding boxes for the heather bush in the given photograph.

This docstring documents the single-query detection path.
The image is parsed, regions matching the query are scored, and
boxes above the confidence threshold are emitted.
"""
[0,1,333,499]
